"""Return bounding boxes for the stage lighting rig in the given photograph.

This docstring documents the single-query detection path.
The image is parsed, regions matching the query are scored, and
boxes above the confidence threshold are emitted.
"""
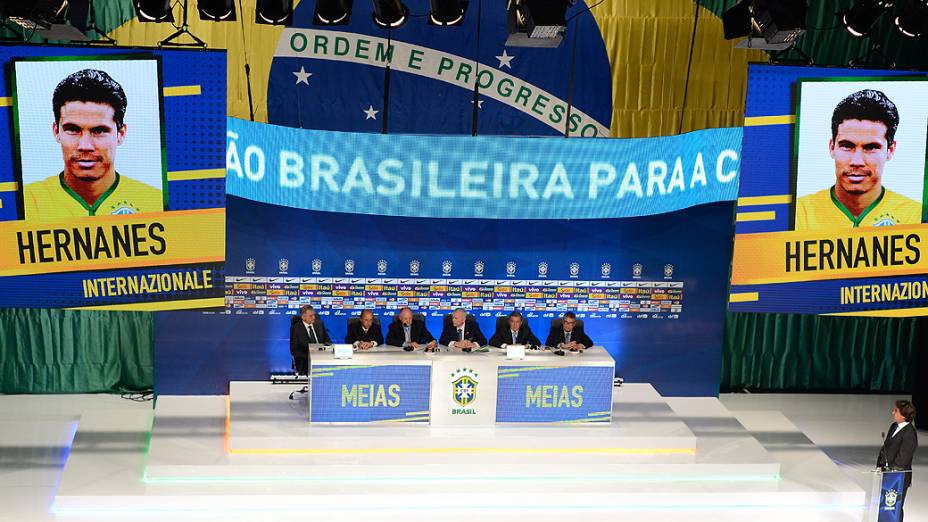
[429,0,466,26]
[895,0,928,38]
[372,0,408,28]
[135,0,174,22]
[505,0,569,48]
[314,0,352,25]
[723,0,807,51]
[256,0,294,25]
[1,0,91,41]
[840,0,893,37]
[198,0,236,21]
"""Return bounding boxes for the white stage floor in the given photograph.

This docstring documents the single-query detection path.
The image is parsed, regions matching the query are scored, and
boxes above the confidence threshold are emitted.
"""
[0,388,917,521]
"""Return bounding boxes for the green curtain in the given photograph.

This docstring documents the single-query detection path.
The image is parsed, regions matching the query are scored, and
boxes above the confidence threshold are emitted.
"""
[723,311,924,393]
[0,308,153,393]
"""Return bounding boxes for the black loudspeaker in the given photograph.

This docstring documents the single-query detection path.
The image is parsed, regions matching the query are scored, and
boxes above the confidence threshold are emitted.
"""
[722,0,752,40]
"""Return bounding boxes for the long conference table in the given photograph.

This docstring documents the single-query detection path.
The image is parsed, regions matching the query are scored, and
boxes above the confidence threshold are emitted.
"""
[308,345,616,425]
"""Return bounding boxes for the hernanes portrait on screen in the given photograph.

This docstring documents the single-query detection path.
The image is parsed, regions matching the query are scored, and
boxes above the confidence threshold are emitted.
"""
[12,57,168,222]
[793,79,928,230]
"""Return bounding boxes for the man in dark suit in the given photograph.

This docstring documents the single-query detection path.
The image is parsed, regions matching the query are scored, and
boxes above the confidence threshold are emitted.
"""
[290,304,331,374]
[877,399,918,521]
[545,311,594,350]
[439,308,487,350]
[489,311,540,348]
[345,309,383,350]
[386,307,436,351]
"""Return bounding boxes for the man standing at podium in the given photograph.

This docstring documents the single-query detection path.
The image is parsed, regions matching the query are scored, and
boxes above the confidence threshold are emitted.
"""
[877,400,918,521]
[439,308,486,350]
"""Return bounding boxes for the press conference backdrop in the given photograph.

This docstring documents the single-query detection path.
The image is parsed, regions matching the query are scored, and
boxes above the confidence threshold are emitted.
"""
[730,64,928,316]
[0,45,226,311]
[155,119,740,396]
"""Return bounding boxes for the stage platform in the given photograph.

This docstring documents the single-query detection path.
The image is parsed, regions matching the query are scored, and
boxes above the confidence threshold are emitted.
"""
[51,383,866,517]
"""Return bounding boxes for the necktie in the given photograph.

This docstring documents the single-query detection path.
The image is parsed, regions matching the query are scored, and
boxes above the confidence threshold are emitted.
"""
[459,328,464,341]
[565,331,571,343]
[308,324,318,344]
[512,331,517,344]
[404,325,411,343]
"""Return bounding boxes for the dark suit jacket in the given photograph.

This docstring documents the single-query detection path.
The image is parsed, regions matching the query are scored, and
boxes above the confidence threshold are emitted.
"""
[489,324,541,347]
[289,317,331,373]
[439,320,487,346]
[386,320,435,346]
[345,322,384,345]
[545,325,594,348]
[878,422,918,489]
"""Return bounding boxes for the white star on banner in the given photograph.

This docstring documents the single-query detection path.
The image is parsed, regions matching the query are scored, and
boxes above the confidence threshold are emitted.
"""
[496,49,515,69]
[363,105,379,120]
[470,99,484,109]
[293,66,312,85]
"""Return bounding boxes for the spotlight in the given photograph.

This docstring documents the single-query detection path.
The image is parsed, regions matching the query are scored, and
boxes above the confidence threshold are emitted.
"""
[723,0,807,51]
[429,0,466,26]
[895,0,928,37]
[372,0,407,28]
[314,0,352,25]
[840,0,894,38]
[505,0,568,48]
[198,0,235,21]
[255,0,293,25]
[135,0,174,22]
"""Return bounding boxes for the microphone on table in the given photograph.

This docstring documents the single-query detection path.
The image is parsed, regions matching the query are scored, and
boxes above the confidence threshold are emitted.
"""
[403,343,414,352]
[878,431,888,471]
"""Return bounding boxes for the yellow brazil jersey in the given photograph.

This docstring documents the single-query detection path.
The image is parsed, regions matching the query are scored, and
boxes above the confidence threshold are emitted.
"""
[22,173,163,223]
[795,186,922,230]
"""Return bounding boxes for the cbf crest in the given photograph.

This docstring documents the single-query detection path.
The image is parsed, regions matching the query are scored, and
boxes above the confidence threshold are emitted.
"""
[538,262,548,278]
[245,257,256,273]
[601,263,611,278]
[506,261,517,277]
[884,488,898,509]
[474,260,485,277]
[632,263,643,278]
[569,262,580,278]
[451,367,479,414]
[409,259,421,275]
[663,264,674,278]
[311,258,322,274]
[377,259,388,275]
[442,260,453,276]
[278,258,289,274]
[344,258,355,275]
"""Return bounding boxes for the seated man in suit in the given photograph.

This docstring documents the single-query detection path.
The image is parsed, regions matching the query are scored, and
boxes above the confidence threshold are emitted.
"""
[489,311,540,348]
[345,309,383,350]
[290,304,331,374]
[439,308,487,351]
[386,307,437,352]
[546,311,593,351]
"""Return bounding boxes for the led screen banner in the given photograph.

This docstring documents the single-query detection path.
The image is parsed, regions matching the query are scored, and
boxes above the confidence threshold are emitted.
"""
[0,45,226,310]
[730,64,928,316]
[495,366,614,424]
[226,117,743,220]
[209,119,740,397]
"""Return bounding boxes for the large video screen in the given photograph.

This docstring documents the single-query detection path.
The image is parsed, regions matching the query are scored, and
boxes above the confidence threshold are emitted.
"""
[0,45,226,311]
[730,64,928,316]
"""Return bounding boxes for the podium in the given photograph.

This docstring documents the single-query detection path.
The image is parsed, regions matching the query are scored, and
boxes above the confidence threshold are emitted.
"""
[866,469,911,522]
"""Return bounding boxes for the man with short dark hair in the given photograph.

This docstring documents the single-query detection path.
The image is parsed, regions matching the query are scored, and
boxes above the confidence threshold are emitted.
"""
[877,399,919,521]
[489,311,540,348]
[385,307,436,351]
[290,305,331,373]
[439,308,487,350]
[796,89,921,229]
[345,309,383,350]
[545,311,593,350]
[23,68,162,221]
